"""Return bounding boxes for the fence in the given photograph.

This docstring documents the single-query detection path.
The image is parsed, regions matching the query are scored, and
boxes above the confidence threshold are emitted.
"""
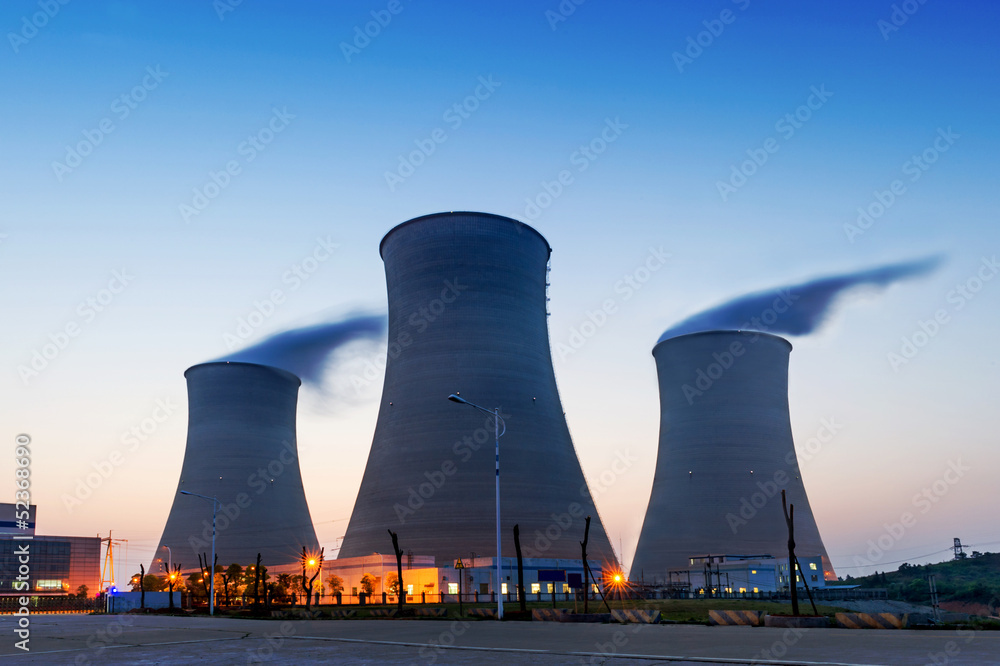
[0,596,101,614]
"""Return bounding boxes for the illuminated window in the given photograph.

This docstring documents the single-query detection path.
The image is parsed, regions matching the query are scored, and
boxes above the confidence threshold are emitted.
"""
[501,583,508,594]
[753,587,759,593]
[36,580,63,590]
[796,575,801,582]
[407,585,414,595]
[809,563,817,570]
[592,584,599,594]
[562,584,571,593]
[751,570,757,574]
[739,588,746,594]
[448,583,458,594]
[531,583,540,594]
[546,583,553,593]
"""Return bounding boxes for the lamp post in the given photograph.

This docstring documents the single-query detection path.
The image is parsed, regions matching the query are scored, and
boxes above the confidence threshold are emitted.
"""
[180,490,219,615]
[161,545,172,574]
[448,393,506,620]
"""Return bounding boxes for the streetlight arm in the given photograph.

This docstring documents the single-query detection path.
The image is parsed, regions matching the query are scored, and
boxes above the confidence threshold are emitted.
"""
[447,395,505,437]
[180,490,219,506]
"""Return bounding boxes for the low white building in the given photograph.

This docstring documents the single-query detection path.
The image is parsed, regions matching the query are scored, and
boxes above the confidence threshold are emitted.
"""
[664,554,830,596]
[324,553,607,603]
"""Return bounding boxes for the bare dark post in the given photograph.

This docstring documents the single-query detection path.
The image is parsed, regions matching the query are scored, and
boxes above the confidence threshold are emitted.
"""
[581,516,591,613]
[580,516,612,613]
[388,529,404,611]
[513,524,526,612]
[781,490,799,616]
[139,563,145,610]
[455,558,464,617]
[253,553,262,610]
[301,546,324,611]
[198,552,217,605]
[167,563,181,610]
[793,554,819,615]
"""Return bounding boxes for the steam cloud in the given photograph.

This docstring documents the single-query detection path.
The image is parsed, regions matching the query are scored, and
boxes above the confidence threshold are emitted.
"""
[217,314,386,387]
[659,256,942,343]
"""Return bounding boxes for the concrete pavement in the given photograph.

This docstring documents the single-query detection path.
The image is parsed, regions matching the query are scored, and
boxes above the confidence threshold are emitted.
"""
[0,614,996,665]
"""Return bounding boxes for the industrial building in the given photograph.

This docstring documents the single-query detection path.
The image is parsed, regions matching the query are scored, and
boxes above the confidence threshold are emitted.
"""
[630,331,835,583]
[659,553,831,596]
[324,553,604,603]
[339,212,617,566]
[0,504,100,597]
[153,362,319,571]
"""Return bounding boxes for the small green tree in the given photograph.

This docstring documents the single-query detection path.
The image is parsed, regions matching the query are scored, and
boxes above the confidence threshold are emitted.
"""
[144,575,167,592]
[325,574,344,596]
[221,564,242,606]
[360,573,376,596]
[386,573,401,596]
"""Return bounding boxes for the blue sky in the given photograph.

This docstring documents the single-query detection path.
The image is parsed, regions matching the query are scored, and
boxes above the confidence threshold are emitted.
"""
[2,0,998,580]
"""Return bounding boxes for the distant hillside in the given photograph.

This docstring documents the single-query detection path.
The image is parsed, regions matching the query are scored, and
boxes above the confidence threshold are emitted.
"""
[844,552,1000,611]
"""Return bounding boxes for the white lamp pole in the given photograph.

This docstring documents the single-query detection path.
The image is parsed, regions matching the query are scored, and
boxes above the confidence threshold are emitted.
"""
[448,394,506,620]
[180,490,218,616]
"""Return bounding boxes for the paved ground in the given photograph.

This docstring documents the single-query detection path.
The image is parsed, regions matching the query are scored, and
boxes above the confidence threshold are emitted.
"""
[0,614,997,665]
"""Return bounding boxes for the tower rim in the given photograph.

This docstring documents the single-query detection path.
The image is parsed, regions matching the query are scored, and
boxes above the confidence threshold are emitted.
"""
[652,329,793,356]
[379,211,551,260]
[184,361,302,387]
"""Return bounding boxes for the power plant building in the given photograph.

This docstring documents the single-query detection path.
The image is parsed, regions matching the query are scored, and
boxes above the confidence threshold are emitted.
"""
[339,212,617,566]
[630,331,835,584]
[153,362,319,571]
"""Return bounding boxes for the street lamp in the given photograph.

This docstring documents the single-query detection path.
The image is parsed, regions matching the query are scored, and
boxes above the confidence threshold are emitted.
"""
[447,393,506,620]
[180,490,219,616]
[161,545,172,574]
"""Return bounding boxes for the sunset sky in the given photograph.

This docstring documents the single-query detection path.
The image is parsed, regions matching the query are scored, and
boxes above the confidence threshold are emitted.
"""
[2,0,998,582]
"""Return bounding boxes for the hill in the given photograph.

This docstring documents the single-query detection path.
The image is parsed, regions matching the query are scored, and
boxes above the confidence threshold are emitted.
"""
[844,552,1000,612]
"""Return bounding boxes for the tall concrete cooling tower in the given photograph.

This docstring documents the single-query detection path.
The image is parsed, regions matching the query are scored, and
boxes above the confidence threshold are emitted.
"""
[339,212,617,565]
[154,362,319,570]
[630,331,834,583]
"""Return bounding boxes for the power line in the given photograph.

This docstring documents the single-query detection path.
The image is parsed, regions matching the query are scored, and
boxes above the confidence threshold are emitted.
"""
[834,548,954,571]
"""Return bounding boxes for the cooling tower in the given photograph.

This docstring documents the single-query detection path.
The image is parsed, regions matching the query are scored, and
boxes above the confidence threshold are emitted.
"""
[153,362,319,570]
[339,212,617,565]
[630,331,835,583]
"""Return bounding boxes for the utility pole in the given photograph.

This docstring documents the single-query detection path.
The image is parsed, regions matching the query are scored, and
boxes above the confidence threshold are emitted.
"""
[928,574,941,620]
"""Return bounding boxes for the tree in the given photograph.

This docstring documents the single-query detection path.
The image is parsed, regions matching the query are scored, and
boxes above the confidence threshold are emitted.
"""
[325,574,344,597]
[143,575,167,592]
[360,573,376,597]
[221,564,242,606]
[75,585,89,599]
[386,573,401,596]
[186,573,207,603]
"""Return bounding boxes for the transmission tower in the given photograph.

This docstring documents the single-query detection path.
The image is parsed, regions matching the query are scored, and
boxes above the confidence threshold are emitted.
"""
[99,531,129,592]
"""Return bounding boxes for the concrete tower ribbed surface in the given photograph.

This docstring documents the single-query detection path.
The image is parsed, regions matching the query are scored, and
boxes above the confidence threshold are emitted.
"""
[339,212,616,565]
[630,331,834,583]
[153,362,319,570]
